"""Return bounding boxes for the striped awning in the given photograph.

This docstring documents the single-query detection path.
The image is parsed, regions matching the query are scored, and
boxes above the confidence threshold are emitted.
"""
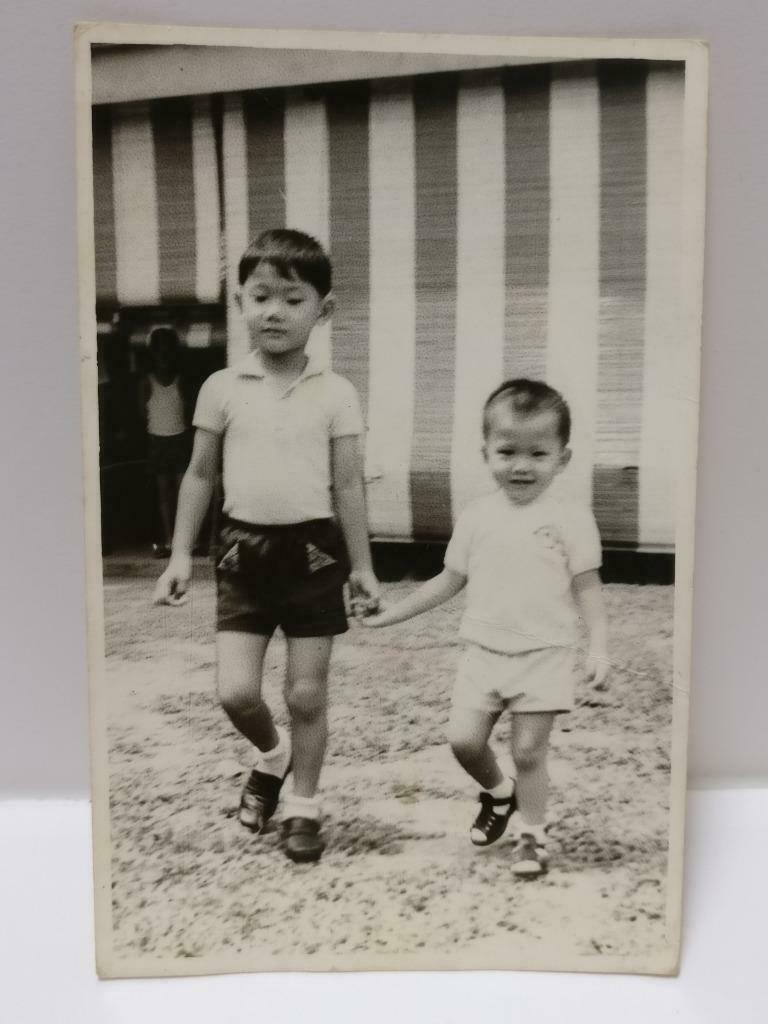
[92,96,223,308]
[219,61,684,549]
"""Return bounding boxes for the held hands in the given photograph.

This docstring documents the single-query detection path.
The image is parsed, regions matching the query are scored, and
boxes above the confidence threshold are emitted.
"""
[348,567,381,621]
[152,553,192,606]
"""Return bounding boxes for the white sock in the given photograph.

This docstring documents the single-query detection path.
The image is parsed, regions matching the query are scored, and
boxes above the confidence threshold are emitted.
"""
[518,821,547,844]
[487,778,514,802]
[256,726,291,779]
[282,793,320,822]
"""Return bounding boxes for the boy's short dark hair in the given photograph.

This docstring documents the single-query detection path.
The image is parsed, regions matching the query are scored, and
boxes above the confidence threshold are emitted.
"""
[238,229,332,297]
[483,378,571,446]
[148,326,180,353]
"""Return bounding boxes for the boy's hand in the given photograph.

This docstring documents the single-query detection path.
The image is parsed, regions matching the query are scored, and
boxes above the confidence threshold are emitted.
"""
[153,553,192,606]
[348,567,381,620]
[585,649,610,691]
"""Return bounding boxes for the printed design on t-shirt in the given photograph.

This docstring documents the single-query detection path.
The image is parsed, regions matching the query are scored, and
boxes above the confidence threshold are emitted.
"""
[306,542,337,574]
[217,543,240,574]
[533,523,568,566]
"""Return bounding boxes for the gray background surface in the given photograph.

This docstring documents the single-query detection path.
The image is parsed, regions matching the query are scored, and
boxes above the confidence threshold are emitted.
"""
[1,0,765,797]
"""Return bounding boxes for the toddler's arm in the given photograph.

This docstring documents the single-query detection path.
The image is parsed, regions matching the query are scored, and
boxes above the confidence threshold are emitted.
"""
[572,569,609,689]
[363,568,466,628]
[153,428,221,606]
[331,434,380,617]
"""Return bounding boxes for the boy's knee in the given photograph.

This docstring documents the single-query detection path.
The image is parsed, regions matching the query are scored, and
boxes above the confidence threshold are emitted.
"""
[286,677,326,722]
[217,682,263,723]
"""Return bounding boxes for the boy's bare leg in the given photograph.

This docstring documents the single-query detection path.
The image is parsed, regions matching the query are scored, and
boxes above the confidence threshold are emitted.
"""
[447,707,503,789]
[216,631,278,751]
[508,712,555,826]
[284,636,333,798]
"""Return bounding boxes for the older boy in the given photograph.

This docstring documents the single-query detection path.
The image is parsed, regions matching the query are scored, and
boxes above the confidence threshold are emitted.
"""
[365,380,608,876]
[154,229,379,863]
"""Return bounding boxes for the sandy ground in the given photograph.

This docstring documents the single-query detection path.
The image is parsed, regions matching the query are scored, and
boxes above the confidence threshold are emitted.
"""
[102,557,674,968]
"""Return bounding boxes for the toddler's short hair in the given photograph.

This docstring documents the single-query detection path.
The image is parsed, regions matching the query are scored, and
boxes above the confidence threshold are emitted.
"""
[483,378,571,447]
[238,229,332,297]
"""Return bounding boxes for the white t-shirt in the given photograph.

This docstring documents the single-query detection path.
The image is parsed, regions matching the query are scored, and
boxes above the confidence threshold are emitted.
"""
[193,351,364,524]
[444,490,602,655]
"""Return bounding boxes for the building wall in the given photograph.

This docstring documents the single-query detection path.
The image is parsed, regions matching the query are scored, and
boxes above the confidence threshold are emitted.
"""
[92,60,684,549]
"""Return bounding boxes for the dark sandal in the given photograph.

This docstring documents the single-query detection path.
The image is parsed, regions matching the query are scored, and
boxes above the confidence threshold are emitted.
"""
[282,817,325,863]
[238,760,292,833]
[470,788,517,847]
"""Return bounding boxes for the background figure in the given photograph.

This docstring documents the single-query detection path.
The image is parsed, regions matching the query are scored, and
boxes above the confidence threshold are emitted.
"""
[139,326,192,558]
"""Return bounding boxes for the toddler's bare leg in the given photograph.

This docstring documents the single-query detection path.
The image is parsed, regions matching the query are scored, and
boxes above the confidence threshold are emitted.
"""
[284,636,333,798]
[448,707,504,789]
[216,631,278,752]
[509,712,556,825]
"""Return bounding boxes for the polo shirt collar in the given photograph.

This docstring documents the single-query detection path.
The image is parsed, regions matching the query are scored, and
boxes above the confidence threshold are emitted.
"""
[236,349,326,383]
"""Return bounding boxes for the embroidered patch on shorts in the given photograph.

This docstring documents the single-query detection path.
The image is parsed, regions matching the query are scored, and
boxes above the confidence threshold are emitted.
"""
[306,542,337,573]
[217,543,240,573]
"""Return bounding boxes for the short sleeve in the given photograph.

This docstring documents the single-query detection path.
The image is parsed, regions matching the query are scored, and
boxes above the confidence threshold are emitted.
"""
[329,375,364,438]
[192,371,227,435]
[562,504,603,576]
[444,507,475,576]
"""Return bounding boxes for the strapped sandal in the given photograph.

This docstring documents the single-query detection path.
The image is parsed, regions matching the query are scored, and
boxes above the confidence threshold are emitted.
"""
[238,760,292,834]
[470,786,517,847]
[511,832,549,877]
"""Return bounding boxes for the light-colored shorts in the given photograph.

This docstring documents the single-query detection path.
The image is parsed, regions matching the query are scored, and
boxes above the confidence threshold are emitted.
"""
[452,644,580,715]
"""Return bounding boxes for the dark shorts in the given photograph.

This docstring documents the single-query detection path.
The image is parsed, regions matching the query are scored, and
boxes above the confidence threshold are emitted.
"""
[147,431,192,475]
[215,516,350,638]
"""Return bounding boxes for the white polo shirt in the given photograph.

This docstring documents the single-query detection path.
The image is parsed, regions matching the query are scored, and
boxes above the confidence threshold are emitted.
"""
[193,350,364,525]
[444,490,602,655]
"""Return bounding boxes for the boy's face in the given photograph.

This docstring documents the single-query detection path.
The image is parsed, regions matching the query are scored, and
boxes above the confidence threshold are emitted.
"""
[483,406,571,506]
[237,262,333,358]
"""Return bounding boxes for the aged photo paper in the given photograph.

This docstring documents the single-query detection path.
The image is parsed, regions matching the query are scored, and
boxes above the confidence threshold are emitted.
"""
[75,23,708,978]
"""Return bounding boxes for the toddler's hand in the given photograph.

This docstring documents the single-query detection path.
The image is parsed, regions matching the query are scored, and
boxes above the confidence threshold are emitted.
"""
[153,553,192,606]
[348,568,381,621]
[360,604,395,628]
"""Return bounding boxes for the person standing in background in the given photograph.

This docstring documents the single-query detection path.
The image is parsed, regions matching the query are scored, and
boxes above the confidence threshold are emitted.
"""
[140,326,192,559]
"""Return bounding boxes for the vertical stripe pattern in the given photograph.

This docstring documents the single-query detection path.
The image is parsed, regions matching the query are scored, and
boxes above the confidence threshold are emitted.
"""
[94,62,686,547]
[92,106,117,305]
[595,62,648,544]
[111,102,160,305]
[222,94,250,363]
[366,82,417,539]
[327,82,371,416]
[243,89,286,238]
[503,66,551,380]
[452,72,505,517]
[640,67,684,548]
[191,96,222,304]
[284,89,331,365]
[151,98,197,303]
[547,65,600,507]
[411,74,458,539]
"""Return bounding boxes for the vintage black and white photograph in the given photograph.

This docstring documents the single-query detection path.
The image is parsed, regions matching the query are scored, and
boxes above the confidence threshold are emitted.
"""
[76,25,707,978]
